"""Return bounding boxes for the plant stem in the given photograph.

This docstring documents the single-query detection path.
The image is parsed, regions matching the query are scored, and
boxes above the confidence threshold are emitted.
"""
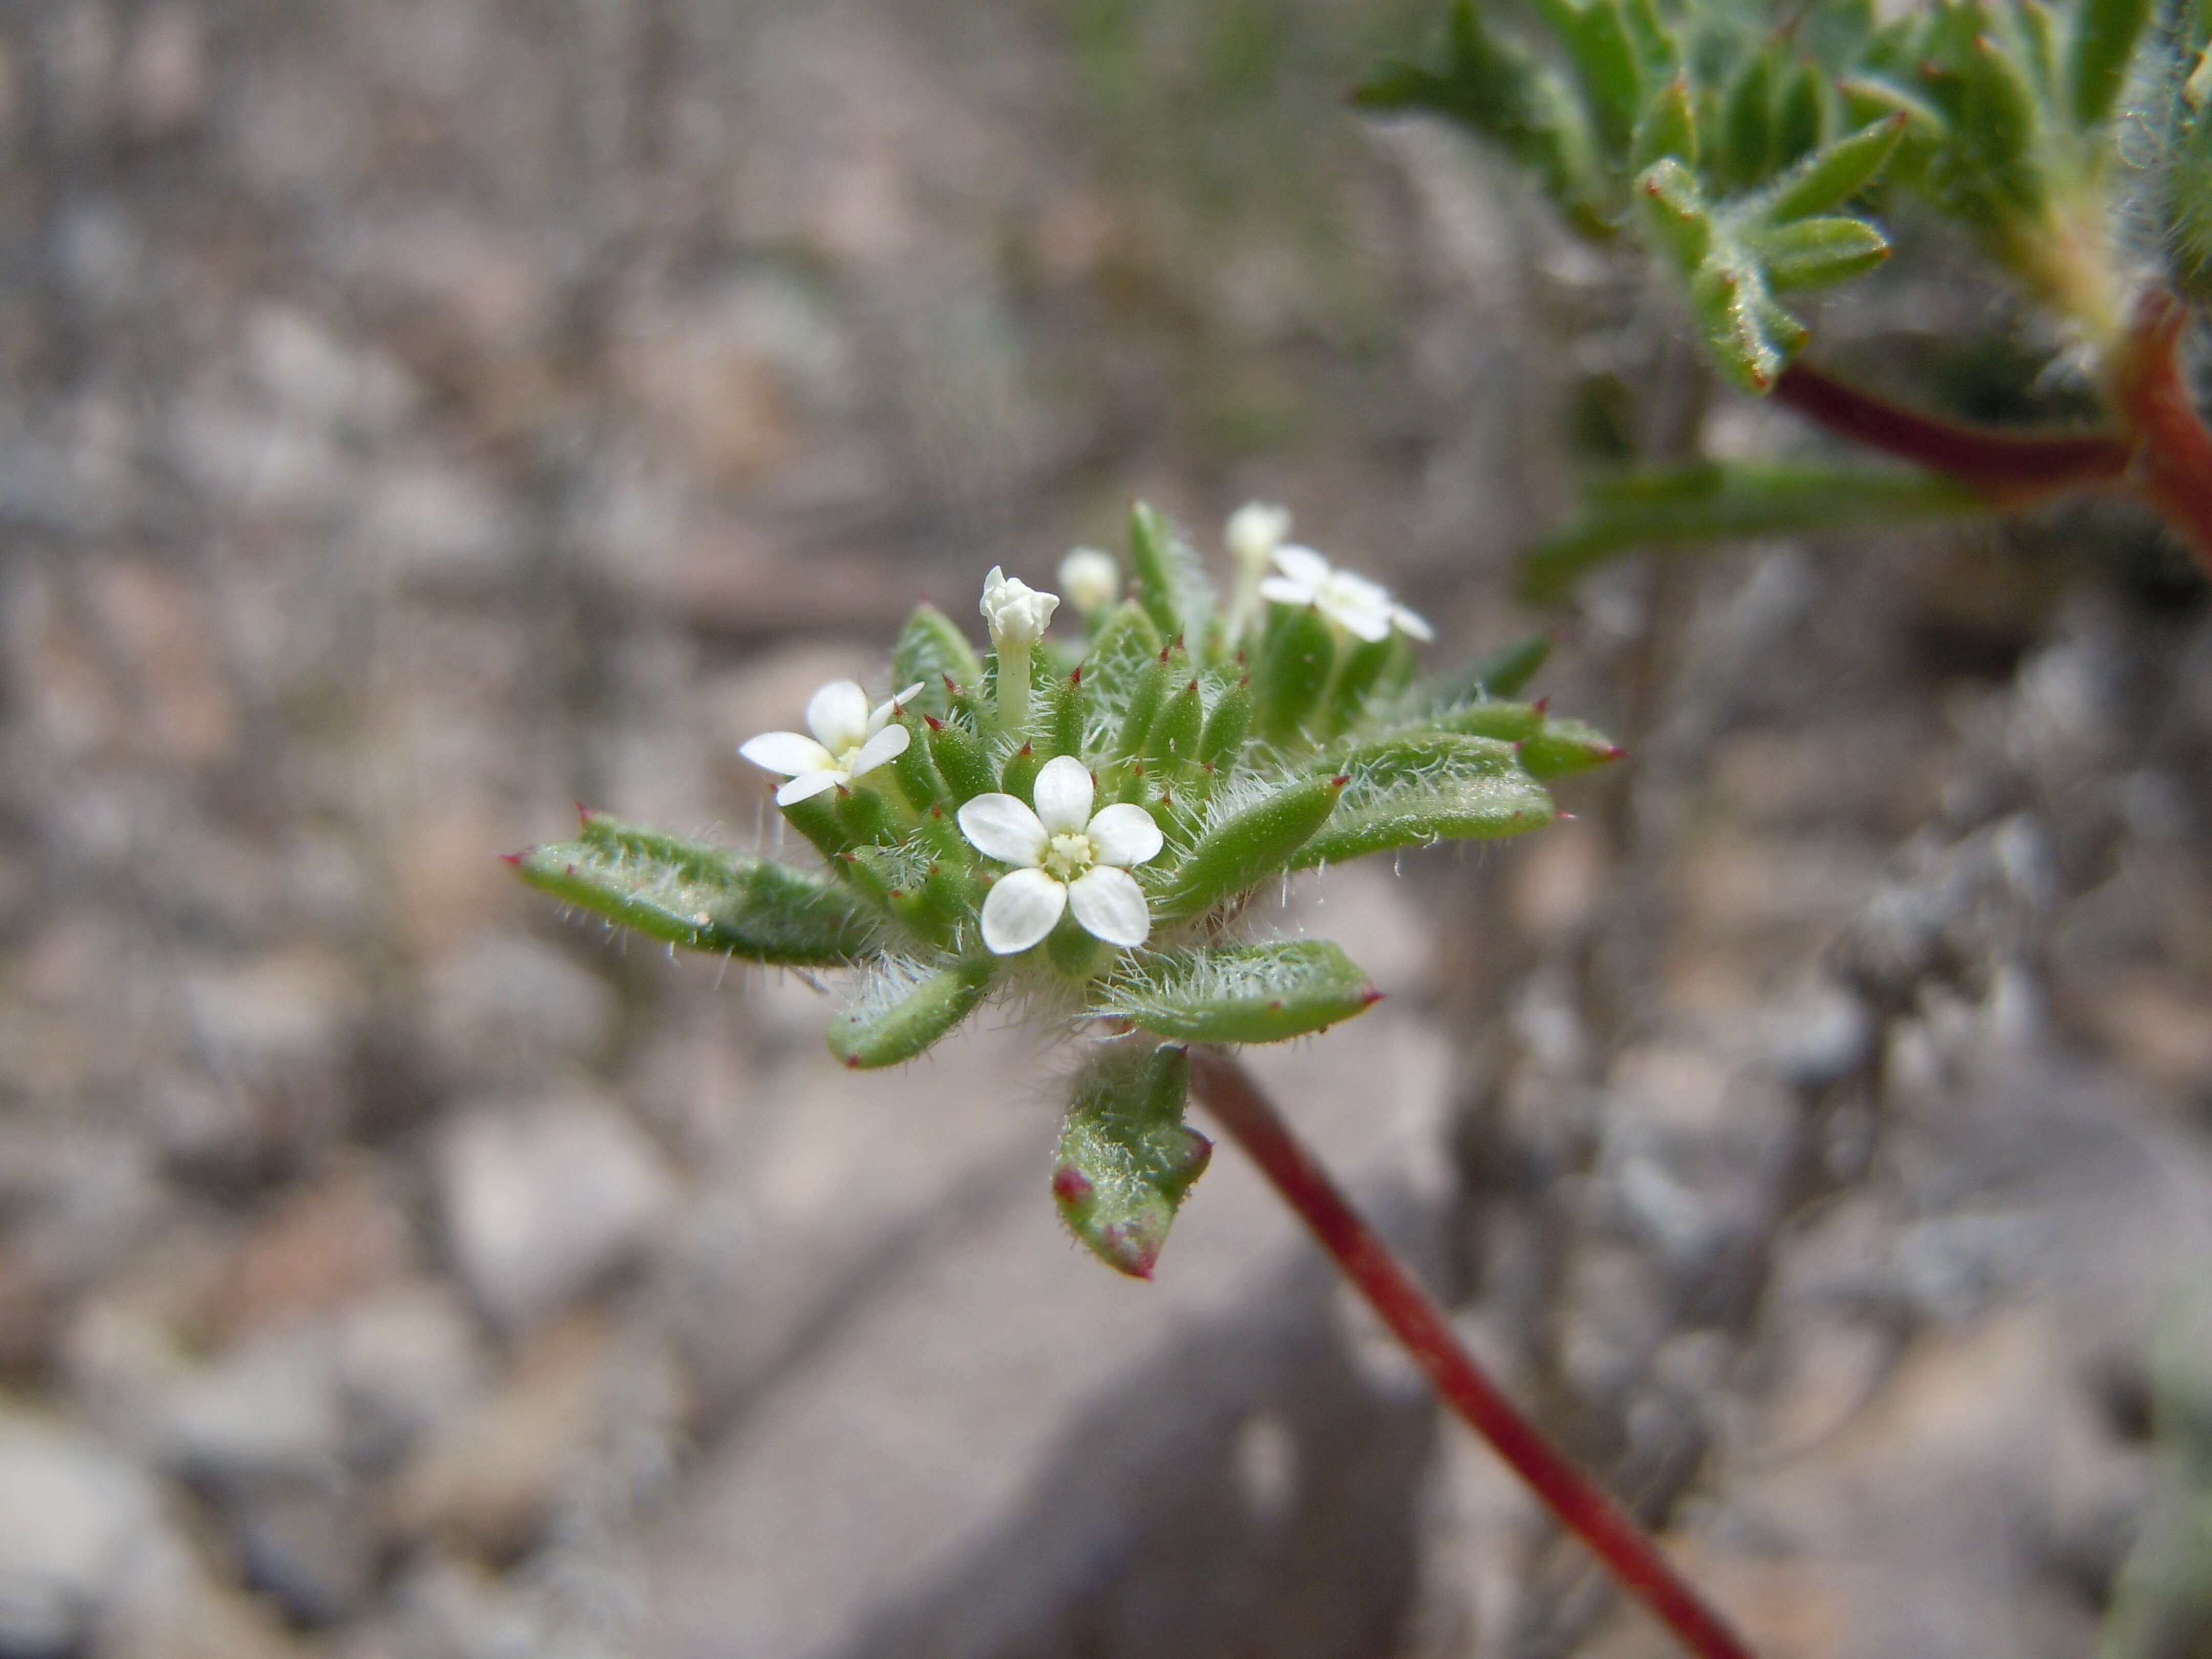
[2111,291,2212,569]
[1187,1047,1761,1659]
[1770,361,2130,502]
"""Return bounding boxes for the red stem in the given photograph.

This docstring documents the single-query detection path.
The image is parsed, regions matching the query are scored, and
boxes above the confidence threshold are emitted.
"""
[1770,361,2130,503]
[2112,291,2212,569]
[1771,294,2212,577]
[1188,1048,1760,1659]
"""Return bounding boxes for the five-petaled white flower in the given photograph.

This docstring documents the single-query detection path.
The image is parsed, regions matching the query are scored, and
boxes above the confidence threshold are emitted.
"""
[739,679,925,806]
[958,755,1163,955]
[1257,544,1434,643]
[979,566,1059,648]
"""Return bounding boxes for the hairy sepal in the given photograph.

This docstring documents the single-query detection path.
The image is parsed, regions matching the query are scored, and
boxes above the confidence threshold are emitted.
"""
[1294,733,1554,867]
[517,816,878,965]
[1096,941,1380,1044]
[1051,1041,1209,1279]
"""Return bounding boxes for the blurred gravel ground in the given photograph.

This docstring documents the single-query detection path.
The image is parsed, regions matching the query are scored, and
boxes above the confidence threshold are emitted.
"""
[4,4,2212,1659]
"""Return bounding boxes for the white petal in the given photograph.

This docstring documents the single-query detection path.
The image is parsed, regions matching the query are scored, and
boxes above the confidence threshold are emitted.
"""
[980,867,1067,954]
[1258,575,1315,607]
[1327,598,1394,643]
[958,793,1048,865]
[1320,573,1396,642]
[848,723,909,777]
[776,769,845,805]
[1270,544,1333,588]
[1066,866,1150,948]
[1086,802,1163,867]
[1391,604,1435,642]
[805,680,873,753]
[1032,754,1095,833]
[739,731,837,777]
[869,684,928,733]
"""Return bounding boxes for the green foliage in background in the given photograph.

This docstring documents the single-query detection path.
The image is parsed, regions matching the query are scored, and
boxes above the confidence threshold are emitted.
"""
[1362,0,2212,584]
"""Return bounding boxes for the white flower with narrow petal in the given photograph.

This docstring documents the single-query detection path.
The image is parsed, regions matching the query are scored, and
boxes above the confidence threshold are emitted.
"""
[739,679,925,806]
[1257,544,1433,643]
[979,566,1059,648]
[957,754,1164,955]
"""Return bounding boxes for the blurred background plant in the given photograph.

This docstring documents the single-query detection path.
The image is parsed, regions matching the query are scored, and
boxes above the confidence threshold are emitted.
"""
[3,2,2212,1658]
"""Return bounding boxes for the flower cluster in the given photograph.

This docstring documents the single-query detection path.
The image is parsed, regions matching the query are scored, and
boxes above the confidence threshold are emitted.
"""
[515,501,1618,1276]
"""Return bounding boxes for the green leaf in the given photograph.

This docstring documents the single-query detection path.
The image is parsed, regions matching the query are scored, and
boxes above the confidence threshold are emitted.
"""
[826,956,994,1069]
[1688,250,1802,393]
[2066,0,2151,127]
[891,605,984,717]
[925,717,998,804]
[1128,501,1211,644]
[1775,57,1830,168]
[1636,156,1713,268]
[1720,48,1775,187]
[1632,74,1698,170]
[1294,733,1554,866]
[1520,461,1986,600]
[1531,0,1645,158]
[1956,29,2050,220]
[1353,1,1608,233]
[1051,1041,1209,1279]
[1761,115,1909,220]
[1159,774,1345,921]
[1433,698,1545,742]
[1257,605,1336,742]
[516,815,878,965]
[1095,941,1381,1045]
[1749,215,1892,290]
[1519,717,1626,778]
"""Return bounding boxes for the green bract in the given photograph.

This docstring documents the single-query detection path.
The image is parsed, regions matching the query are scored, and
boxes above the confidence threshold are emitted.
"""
[513,502,1616,1275]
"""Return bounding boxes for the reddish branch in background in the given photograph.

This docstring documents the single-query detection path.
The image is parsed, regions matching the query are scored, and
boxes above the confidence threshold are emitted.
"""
[1188,1048,1764,1659]
[1773,289,2212,568]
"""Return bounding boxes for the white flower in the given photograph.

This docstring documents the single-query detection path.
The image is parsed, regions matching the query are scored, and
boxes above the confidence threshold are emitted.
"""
[957,755,1163,954]
[1057,547,1120,614]
[979,566,1059,649]
[1257,544,1434,643]
[1226,501,1293,574]
[739,679,924,806]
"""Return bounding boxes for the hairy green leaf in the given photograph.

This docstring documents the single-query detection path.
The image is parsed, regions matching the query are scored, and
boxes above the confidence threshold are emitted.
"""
[891,605,983,716]
[826,957,994,1069]
[1096,941,1381,1044]
[1159,774,1345,920]
[516,816,878,964]
[1051,1041,1209,1279]
[1521,461,1986,599]
[1295,733,1554,865]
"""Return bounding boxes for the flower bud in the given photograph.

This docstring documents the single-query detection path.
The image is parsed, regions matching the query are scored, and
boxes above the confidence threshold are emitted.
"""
[1057,546,1120,614]
[979,566,1059,649]
[1226,501,1292,574]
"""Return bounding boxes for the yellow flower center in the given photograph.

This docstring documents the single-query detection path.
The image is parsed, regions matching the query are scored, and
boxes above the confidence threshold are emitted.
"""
[1042,831,1095,882]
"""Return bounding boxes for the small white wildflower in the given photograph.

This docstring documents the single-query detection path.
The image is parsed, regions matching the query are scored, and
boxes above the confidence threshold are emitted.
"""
[957,754,1163,954]
[739,679,924,806]
[1257,544,1433,643]
[979,566,1059,648]
[1226,501,1293,575]
[1057,547,1121,614]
